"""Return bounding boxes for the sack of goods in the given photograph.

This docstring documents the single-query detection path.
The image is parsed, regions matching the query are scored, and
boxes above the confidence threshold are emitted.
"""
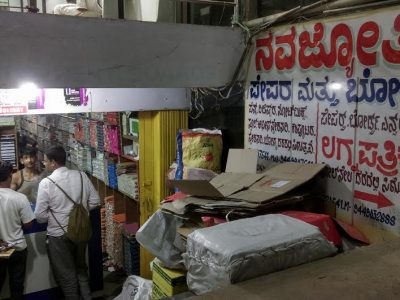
[183,214,338,295]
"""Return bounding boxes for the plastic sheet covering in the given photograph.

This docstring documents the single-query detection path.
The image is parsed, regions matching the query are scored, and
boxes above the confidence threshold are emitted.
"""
[114,275,152,300]
[136,210,184,269]
[183,214,337,294]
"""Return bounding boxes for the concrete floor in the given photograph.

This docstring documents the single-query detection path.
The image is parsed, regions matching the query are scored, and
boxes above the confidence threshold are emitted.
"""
[189,239,400,300]
[92,271,126,300]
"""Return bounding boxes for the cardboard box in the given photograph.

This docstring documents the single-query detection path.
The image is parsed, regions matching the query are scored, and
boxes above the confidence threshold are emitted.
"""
[230,162,326,203]
[171,149,326,204]
[171,149,264,198]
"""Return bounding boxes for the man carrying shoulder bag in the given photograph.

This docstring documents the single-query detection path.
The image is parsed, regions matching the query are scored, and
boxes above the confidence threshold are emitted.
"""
[35,146,100,300]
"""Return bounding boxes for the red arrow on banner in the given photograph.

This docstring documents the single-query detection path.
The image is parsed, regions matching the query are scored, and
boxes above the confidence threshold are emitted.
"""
[354,190,394,208]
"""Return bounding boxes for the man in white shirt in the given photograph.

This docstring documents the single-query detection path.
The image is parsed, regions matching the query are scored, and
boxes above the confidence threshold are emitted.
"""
[0,161,35,300]
[35,146,100,300]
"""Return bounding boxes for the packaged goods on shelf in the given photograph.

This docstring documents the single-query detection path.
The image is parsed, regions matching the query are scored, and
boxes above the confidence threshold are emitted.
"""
[105,112,119,126]
[117,174,138,200]
[116,162,136,176]
[105,196,115,259]
[96,123,105,152]
[108,162,118,189]
[0,135,16,166]
[70,144,92,172]
[90,112,104,121]
[89,121,98,148]
[123,236,140,275]
[129,118,139,137]
[92,151,107,182]
[122,223,140,276]
[111,214,126,268]
[104,125,120,155]
[74,119,84,142]
[101,207,107,253]
[0,116,15,126]
[83,118,90,143]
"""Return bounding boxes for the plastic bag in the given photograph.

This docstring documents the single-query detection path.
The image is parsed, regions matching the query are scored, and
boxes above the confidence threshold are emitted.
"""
[113,275,152,300]
[136,210,184,269]
[175,129,222,181]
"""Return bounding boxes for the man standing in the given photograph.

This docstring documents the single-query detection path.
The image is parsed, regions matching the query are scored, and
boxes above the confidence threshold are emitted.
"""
[35,146,100,300]
[11,147,42,206]
[0,161,35,300]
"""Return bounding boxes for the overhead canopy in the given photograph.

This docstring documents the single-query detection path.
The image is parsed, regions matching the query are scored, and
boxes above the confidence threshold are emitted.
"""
[0,11,244,89]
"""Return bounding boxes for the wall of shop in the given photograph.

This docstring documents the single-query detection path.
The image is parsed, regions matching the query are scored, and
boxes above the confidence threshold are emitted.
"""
[245,5,400,242]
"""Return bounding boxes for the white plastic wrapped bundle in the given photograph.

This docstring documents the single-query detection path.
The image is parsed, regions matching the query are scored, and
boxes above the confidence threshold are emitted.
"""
[117,174,139,199]
[184,214,337,295]
[136,210,184,269]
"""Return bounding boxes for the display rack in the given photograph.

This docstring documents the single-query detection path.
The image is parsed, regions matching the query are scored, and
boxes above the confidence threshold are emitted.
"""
[0,116,18,168]
[17,113,140,258]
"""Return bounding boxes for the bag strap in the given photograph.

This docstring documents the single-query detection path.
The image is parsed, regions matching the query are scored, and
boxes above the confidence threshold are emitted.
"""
[47,172,84,234]
[49,209,67,234]
[47,172,84,205]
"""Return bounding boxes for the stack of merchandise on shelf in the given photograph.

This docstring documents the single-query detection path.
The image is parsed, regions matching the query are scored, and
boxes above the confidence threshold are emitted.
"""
[107,161,118,189]
[58,116,75,133]
[105,112,119,126]
[36,137,44,153]
[90,112,104,121]
[122,223,139,276]
[0,135,16,167]
[104,125,120,155]
[74,119,84,142]
[116,162,138,199]
[37,115,47,126]
[104,196,116,264]
[129,117,139,138]
[69,143,81,167]
[83,146,92,173]
[70,144,92,172]
[92,151,107,182]
[0,116,15,127]
[111,213,126,269]
[55,130,70,148]
[83,118,90,145]
[152,258,188,300]
[104,195,126,270]
[67,134,76,151]
[100,207,107,253]
[89,121,98,149]
[96,123,105,152]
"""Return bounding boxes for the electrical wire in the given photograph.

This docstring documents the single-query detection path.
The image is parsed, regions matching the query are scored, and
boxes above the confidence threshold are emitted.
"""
[190,0,396,120]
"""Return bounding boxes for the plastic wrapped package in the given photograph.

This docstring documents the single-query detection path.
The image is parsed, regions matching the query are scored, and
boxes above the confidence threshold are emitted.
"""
[175,129,222,181]
[136,210,184,269]
[117,174,138,199]
[114,275,152,300]
[168,166,217,181]
[183,214,338,295]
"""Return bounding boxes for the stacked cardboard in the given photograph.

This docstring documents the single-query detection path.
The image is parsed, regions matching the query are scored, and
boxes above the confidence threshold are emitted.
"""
[152,259,187,300]
[163,149,326,219]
